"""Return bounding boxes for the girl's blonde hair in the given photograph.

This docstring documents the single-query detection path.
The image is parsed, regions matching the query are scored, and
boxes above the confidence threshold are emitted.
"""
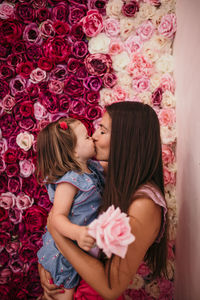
[36,118,81,184]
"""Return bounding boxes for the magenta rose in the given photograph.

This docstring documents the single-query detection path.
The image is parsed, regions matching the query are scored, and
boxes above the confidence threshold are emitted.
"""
[16,61,34,78]
[0,79,9,99]
[6,240,20,256]
[41,91,59,113]
[1,95,16,112]
[12,101,34,124]
[70,100,86,116]
[59,94,71,112]
[8,254,24,273]
[0,41,12,60]
[76,65,88,80]
[88,0,108,16]
[51,2,69,22]
[15,2,35,23]
[68,5,87,25]
[36,7,50,22]
[7,53,24,68]
[9,207,23,224]
[64,75,85,96]
[12,40,27,54]
[0,64,15,80]
[67,57,82,74]
[152,87,163,107]
[26,44,42,62]
[83,76,102,91]
[23,23,42,44]
[0,156,6,172]
[0,285,10,299]
[43,37,71,63]
[26,230,44,249]
[81,9,103,37]
[53,20,70,36]
[122,1,139,17]
[84,91,100,104]
[70,23,85,41]
[19,243,37,263]
[8,176,22,194]
[0,232,10,252]
[18,118,36,131]
[72,41,88,58]
[7,163,20,178]
[85,53,112,76]
[85,105,102,120]
[37,57,54,72]
[1,114,17,138]
[35,189,52,211]
[23,205,48,232]
[22,175,38,197]
[0,173,8,193]
[50,64,68,81]
[103,73,117,88]
[10,75,27,96]
[0,19,23,42]
[0,252,9,272]
[4,148,18,164]
[0,206,8,223]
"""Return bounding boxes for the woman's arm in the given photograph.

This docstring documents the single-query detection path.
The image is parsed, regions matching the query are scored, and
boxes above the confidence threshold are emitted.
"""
[48,197,162,300]
[51,182,95,251]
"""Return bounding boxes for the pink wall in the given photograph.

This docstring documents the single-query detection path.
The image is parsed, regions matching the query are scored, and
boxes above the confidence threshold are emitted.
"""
[174,0,200,298]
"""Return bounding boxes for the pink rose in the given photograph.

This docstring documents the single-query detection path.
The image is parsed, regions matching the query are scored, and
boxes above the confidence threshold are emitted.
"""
[160,73,175,94]
[113,85,128,102]
[138,262,152,277]
[163,167,176,185]
[158,14,177,39]
[136,20,154,42]
[85,53,112,76]
[16,131,34,151]
[0,192,16,209]
[109,39,124,56]
[162,144,175,165]
[6,240,20,255]
[127,54,153,78]
[0,267,12,285]
[103,73,117,88]
[132,77,150,93]
[1,95,16,111]
[0,2,14,19]
[88,205,135,258]
[30,67,47,84]
[16,61,35,79]
[19,159,35,178]
[0,138,8,154]
[39,19,55,39]
[9,75,27,95]
[34,102,48,120]
[49,80,64,94]
[0,156,6,172]
[159,108,176,126]
[125,35,142,56]
[16,193,34,211]
[81,10,104,37]
[103,18,120,37]
[9,207,23,224]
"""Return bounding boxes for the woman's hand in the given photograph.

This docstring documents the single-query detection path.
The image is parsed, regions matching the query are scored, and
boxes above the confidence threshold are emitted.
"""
[38,263,65,299]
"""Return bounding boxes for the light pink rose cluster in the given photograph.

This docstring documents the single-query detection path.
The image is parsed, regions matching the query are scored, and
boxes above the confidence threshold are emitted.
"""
[127,53,153,78]
[0,2,14,19]
[0,192,16,209]
[103,18,120,37]
[136,20,155,42]
[81,10,104,37]
[88,205,135,258]
[159,108,176,127]
[163,167,176,185]
[158,14,177,39]
[132,76,150,93]
[19,159,35,178]
[162,144,175,165]
[160,73,175,94]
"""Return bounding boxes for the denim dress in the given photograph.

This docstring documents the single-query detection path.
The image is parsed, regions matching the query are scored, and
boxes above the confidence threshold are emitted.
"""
[37,160,104,289]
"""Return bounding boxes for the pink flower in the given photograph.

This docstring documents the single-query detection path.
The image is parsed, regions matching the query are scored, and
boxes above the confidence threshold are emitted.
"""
[88,205,135,258]
[143,0,161,6]
[109,39,124,56]
[16,131,34,151]
[160,74,175,94]
[127,53,153,78]
[0,138,8,154]
[16,193,34,211]
[0,2,14,19]
[30,67,47,84]
[159,108,176,127]
[104,18,120,37]
[113,85,128,102]
[162,144,175,165]
[163,167,176,185]
[81,10,104,37]
[1,95,16,111]
[0,192,16,209]
[136,20,155,42]
[34,102,48,121]
[158,14,177,39]
[132,77,150,93]
[49,80,64,94]
[19,159,35,178]
[125,35,142,56]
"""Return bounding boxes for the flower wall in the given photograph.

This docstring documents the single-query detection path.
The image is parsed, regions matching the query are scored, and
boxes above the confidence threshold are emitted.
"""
[0,0,177,299]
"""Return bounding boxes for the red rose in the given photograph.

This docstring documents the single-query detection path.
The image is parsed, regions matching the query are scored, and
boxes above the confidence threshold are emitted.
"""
[36,8,50,22]
[23,205,47,233]
[67,57,82,73]
[22,175,38,197]
[6,163,19,177]
[18,243,37,263]
[8,176,22,194]
[70,23,85,41]
[1,113,17,138]
[0,232,10,252]
[7,53,23,67]
[59,94,71,113]
[68,5,87,25]
[0,79,9,99]
[16,62,34,78]
[0,250,9,269]
[76,65,88,80]
[70,100,86,116]
[85,53,112,76]
[4,149,18,164]
[0,41,12,60]
[12,41,27,54]
[0,19,23,42]
[18,118,36,131]
[53,20,70,36]
[152,87,163,107]
[0,64,15,80]
[0,173,8,193]
[41,91,59,114]
[64,75,85,96]
[72,41,88,58]
[122,1,139,17]
[51,3,69,22]
[15,2,35,23]
[84,91,100,104]
[26,44,42,62]
[85,105,102,120]
[0,207,8,222]
[43,37,71,63]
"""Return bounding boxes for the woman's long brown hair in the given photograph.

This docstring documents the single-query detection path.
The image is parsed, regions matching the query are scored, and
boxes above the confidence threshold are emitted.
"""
[102,101,168,279]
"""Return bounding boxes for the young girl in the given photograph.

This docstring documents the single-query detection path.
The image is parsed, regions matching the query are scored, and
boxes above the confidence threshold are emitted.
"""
[36,118,105,300]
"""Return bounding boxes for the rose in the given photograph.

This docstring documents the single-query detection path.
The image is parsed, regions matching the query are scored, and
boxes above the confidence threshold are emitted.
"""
[128,274,144,290]
[39,19,55,39]
[59,94,70,112]
[0,138,7,155]
[103,73,117,88]
[152,87,163,107]
[122,1,139,17]
[6,163,19,177]
[138,262,152,277]
[10,75,27,96]
[15,2,35,23]
[64,75,85,96]
[0,285,10,299]
[1,95,15,112]
[0,2,14,19]
[0,19,23,42]
[26,44,42,62]
[120,16,135,40]
[30,68,47,84]
[85,105,102,121]
[34,102,48,120]
[0,64,15,80]
[68,5,87,25]
[143,0,161,6]
[8,255,24,273]
[9,207,23,224]
[112,51,130,72]
[1,114,17,139]
[43,37,71,63]
[163,167,176,185]
[104,18,120,37]
[109,39,124,56]
[8,177,22,194]
[0,232,10,252]
[145,280,160,298]
[70,23,85,41]
[0,79,9,99]
[99,88,115,107]
[23,23,42,44]
[0,156,6,172]
[88,0,108,16]
[84,91,100,104]
[19,159,35,178]
[81,10,104,37]
[156,54,174,73]
[83,76,102,91]
[50,64,68,81]
[158,14,177,39]
[127,53,153,78]
[3,148,18,164]
[88,33,110,54]
[106,0,123,18]
[158,278,174,299]
[51,2,69,22]
[0,253,9,273]
[23,205,47,232]
[49,80,64,94]
[41,92,59,114]
[6,240,20,256]
[0,41,12,61]
[72,41,88,58]
[36,7,50,23]
[162,91,176,108]
[85,53,112,76]
[35,187,52,211]
[7,53,23,67]
[136,20,155,41]
[22,176,38,197]
[125,35,142,56]
[12,40,27,54]
[38,57,54,72]
[18,118,36,131]
[161,126,176,144]
[0,173,8,193]
[132,77,150,93]
[160,73,175,94]
[22,231,44,249]
[16,131,34,151]
[18,243,37,263]
[53,20,70,36]
[67,58,82,74]
[88,205,135,258]
[0,192,16,209]
[70,100,86,116]
[159,108,176,127]
[113,85,128,102]
[0,206,8,223]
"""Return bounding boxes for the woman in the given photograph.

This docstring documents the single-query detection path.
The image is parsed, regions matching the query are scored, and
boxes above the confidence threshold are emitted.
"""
[39,101,168,299]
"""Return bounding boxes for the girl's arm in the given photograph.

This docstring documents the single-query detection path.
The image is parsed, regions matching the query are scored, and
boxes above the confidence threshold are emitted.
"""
[48,197,162,299]
[51,182,95,251]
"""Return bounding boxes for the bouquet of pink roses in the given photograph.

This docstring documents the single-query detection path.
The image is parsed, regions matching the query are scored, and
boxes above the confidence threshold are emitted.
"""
[88,205,135,259]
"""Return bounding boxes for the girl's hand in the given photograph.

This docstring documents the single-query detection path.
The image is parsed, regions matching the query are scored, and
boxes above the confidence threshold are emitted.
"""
[76,226,95,251]
[38,263,65,299]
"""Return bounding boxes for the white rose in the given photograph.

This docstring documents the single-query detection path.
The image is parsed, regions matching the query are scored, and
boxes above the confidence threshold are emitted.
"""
[117,71,132,88]
[128,274,144,290]
[156,54,174,73]
[16,131,34,151]
[112,51,130,72]
[162,90,176,108]
[106,0,123,18]
[120,17,136,40]
[88,33,111,54]
[142,44,159,62]
[137,3,156,21]
[151,34,172,53]
[160,125,176,144]
[99,88,115,107]
[137,91,152,105]
[150,73,162,90]
[151,8,168,26]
